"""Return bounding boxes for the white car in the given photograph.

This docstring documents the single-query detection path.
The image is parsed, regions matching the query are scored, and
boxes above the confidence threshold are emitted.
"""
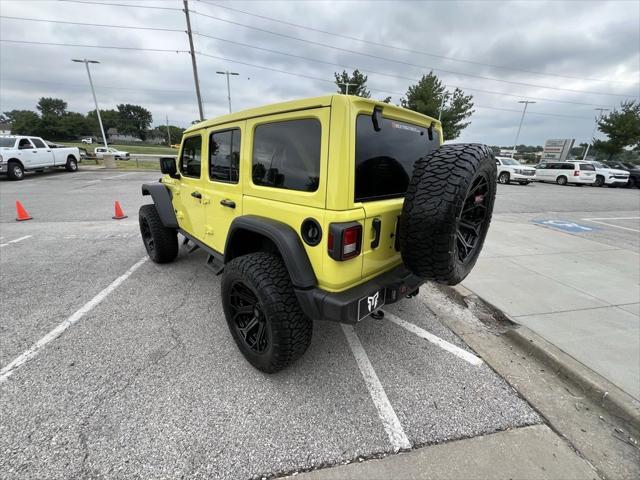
[94,146,130,160]
[81,137,94,144]
[0,135,80,180]
[587,161,630,187]
[495,156,536,185]
[535,161,596,186]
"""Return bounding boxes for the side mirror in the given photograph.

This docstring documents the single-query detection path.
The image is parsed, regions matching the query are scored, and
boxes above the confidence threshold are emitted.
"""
[160,157,179,179]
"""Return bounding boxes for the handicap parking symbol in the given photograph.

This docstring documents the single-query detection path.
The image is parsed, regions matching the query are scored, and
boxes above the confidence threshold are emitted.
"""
[532,219,596,233]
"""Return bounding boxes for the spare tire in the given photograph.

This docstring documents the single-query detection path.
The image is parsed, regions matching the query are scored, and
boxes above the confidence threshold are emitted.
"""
[399,144,496,285]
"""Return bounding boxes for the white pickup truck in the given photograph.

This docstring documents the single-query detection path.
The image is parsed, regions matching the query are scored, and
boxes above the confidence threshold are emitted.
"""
[0,135,80,180]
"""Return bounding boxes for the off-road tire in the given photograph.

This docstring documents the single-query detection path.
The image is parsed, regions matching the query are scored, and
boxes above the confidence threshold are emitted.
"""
[221,252,312,373]
[7,161,24,181]
[65,156,78,172]
[399,143,496,285]
[498,172,510,184]
[556,176,568,186]
[138,204,178,263]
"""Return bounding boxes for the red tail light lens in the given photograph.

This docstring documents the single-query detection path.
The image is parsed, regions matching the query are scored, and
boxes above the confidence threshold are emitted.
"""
[574,170,580,176]
[328,222,362,260]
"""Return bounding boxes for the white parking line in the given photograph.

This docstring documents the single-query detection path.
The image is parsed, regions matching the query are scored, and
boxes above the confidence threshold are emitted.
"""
[341,324,411,451]
[384,311,483,366]
[0,256,148,384]
[0,235,33,248]
[582,217,640,233]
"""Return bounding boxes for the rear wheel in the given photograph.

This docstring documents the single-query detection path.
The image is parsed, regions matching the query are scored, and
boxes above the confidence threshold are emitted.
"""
[138,204,178,263]
[498,172,510,184]
[556,176,568,186]
[399,144,496,285]
[65,156,78,172]
[221,252,312,373]
[7,161,24,181]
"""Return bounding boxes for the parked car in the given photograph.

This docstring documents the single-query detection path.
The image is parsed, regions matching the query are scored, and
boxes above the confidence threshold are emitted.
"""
[94,146,130,159]
[0,135,80,180]
[495,156,536,185]
[535,161,596,186]
[586,161,630,187]
[601,161,639,188]
[81,137,94,144]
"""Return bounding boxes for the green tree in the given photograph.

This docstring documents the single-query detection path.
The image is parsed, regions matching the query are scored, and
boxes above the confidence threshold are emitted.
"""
[334,69,371,98]
[593,101,640,159]
[401,72,474,140]
[156,125,184,144]
[36,97,67,117]
[87,109,121,137]
[1,110,40,135]
[117,104,153,140]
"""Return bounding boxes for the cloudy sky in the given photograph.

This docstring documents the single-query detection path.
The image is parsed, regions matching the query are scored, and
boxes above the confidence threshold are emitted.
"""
[1,0,638,145]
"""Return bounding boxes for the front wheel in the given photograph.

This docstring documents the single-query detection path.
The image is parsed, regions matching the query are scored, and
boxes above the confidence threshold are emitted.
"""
[138,204,178,263]
[498,172,510,184]
[221,252,312,373]
[7,162,24,181]
[594,175,605,187]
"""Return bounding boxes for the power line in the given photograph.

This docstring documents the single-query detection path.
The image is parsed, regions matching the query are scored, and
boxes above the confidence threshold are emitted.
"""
[1,77,193,93]
[193,31,614,109]
[0,39,188,54]
[0,15,184,33]
[195,50,597,120]
[191,8,632,98]
[57,0,181,11]
[198,0,631,85]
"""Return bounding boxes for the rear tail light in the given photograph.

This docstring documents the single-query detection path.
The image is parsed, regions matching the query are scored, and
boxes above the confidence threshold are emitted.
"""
[328,222,362,261]
[574,170,580,176]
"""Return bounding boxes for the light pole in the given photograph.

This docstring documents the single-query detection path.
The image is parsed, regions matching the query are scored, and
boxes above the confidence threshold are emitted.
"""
[512,100,536,157]
[216,71,239,113]
[72,58,108,148]
[582,108,610,160]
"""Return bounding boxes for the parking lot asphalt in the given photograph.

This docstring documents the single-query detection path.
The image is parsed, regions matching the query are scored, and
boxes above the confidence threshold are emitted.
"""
[0,169,636,478]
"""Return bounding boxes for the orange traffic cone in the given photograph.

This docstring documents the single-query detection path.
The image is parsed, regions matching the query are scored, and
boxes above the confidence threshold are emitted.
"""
[16,200,32,221]
[112,201,128,220]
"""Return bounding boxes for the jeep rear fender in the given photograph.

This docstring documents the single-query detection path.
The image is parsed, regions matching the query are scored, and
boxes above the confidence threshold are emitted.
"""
[225,216,316,289]
[141,183,178,228]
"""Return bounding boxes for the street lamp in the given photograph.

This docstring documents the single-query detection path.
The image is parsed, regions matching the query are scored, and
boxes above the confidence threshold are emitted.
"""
[512,100,536,157]
[582,108,610,160]
[216,70,239,113]
[72,59,108,148]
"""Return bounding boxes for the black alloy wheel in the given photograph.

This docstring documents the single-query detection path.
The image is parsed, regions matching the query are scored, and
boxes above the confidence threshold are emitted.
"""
[140,216,155,254]
[456,173,491,263]
[229,282,269,354]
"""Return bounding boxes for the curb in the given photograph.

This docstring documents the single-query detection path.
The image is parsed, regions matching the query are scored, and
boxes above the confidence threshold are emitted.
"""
[447,284,640,432]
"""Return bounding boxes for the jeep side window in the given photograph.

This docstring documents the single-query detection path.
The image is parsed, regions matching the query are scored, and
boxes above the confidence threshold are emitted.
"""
[209,129,240,183]
[180,135,202,178]
[252,118,321,192]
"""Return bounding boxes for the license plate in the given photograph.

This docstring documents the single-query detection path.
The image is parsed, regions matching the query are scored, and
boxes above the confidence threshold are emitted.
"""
[357,289,386,321]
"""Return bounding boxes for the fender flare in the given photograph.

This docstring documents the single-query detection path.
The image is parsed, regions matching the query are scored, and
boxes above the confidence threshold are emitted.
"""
[225,215,316,289]
[141,183,178,228]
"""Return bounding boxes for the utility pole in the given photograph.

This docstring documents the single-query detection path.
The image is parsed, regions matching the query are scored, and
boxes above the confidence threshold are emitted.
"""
[512,100,536,157]
[183,0,204,121]
[582,107,610,160]
[216,70,239,113]
[165,115,171,146]
[438,90,447,122]
[338,82,354,95]
[72,58,108,148]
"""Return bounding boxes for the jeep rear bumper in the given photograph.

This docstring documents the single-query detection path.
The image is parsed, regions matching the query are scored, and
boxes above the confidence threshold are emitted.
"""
[295,265,424,324]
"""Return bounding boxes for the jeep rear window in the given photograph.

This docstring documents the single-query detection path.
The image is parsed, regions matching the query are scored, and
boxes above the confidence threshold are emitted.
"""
[252,118,321,192]
[355,114,439,202]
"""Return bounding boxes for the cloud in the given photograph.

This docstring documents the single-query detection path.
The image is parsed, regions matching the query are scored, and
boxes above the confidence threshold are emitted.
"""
[0,0,638,145]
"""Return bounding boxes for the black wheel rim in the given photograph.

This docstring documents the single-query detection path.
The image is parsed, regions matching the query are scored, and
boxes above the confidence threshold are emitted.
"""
[456,174,490,263]
[140,218,154,253]
[229,282,269,354]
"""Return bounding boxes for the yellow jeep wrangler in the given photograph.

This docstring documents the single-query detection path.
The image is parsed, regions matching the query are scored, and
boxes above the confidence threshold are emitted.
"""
[139,95,496,372]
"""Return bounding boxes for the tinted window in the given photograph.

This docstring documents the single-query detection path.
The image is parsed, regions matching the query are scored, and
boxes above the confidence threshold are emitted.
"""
[252,118,320,192]
[31,138,46,148]
[355,115,439,202]
[562,163,574,169]
[18,138,33,149]
[209,129,240,183]
[580,164,595,171]
[180,135,202,178]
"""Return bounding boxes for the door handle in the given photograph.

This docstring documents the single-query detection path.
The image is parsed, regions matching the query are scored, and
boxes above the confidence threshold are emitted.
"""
[191,191,202,199]
[371,218,382,249]
[220,199,236,208]
[32,150,37,153]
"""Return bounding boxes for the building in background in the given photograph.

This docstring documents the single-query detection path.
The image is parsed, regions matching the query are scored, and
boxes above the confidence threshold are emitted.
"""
[542,139,575,161]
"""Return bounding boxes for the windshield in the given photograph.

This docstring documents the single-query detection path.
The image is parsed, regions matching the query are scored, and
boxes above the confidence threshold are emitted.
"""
[500,158,520,166]
[0,137,16,148]
[591,161,605,168]
[355,115,439,201]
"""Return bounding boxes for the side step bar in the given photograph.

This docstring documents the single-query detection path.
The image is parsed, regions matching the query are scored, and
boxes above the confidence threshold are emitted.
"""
[179,229,225,275]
